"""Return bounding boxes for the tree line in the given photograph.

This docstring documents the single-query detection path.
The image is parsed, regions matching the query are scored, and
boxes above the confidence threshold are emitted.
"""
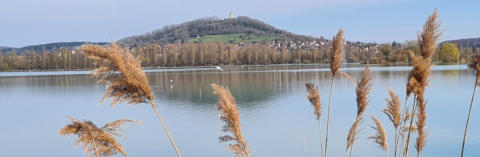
[0,41,471,71]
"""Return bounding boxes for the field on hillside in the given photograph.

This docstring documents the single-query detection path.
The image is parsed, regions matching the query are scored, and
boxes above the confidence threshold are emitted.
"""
[188,33,280,43]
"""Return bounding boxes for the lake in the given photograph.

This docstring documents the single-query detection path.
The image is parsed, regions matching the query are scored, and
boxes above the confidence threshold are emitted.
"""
[0,64,478,157]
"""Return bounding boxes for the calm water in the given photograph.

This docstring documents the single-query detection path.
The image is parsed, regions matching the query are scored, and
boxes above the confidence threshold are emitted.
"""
[0,64,479,157]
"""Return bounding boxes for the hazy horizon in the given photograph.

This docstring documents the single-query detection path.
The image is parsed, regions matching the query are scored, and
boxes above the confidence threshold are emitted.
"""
[1,0,479,47]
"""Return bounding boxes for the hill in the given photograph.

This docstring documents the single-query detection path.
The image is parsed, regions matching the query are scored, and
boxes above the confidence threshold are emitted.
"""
[441,38,480,48]
[118,16,319,47]
[0,42,108,54]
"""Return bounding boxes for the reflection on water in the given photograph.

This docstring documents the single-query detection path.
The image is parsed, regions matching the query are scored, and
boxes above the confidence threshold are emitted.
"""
[0,64,478,157]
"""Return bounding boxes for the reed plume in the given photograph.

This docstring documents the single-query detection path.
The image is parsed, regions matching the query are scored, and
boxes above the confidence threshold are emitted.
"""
[306,83,322,120]
[417,9,441,60]
[330,30,344,77]
[80,43,182,157]
[369,115,389,157]
[341,72,357,86]
[460,55,480,157]
[305,83,324,156]
[404,9,440,157]
[383,89,401,157]
[346,66,372,156]
[346,117,362,157]
[384,90,401,129]
[325,29,344,157]
[59,117,138,157]
[211,84,250,157]
[81,43,153,107]
[355,66,372,117]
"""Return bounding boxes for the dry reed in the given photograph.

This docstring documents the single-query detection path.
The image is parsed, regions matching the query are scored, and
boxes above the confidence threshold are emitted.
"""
[81,43,153,107]
[369,115,389,157]
[341,72,357,86]
[306,83,322,120]
[355,66,372,117]
[305,83,324,156]
[460,55,480,157]
[330,29,344,77]
[415,100,427,157]
[80,43,182,157]
[59,117,138,157]
[346,66,372,156]
[384,89,401,128]
[325,29,344,157]
[346,117,362,157]
[211,84,250,157]
[383,89,401,157]
[403,9,440,157]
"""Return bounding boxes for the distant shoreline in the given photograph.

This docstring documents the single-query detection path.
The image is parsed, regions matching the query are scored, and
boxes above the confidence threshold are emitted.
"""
[0,64,468,77]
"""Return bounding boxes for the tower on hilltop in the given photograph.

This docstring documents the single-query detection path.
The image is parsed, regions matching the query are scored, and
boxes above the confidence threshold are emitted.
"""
[229,12,234,19]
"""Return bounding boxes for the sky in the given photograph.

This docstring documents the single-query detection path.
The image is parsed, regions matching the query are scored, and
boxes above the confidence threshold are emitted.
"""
[0,0,479,47]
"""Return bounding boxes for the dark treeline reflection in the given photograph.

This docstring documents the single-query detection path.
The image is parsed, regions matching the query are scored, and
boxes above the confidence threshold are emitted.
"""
[146,65,392,109]
[0,65,471,110]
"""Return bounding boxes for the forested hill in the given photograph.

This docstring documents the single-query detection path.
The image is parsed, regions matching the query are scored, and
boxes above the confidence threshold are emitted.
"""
[0,42,108,54]
[441,38,480,48]
[118,16,319,47]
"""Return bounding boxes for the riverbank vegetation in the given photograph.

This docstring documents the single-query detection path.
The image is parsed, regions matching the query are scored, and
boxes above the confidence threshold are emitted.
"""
[0,34,471,72]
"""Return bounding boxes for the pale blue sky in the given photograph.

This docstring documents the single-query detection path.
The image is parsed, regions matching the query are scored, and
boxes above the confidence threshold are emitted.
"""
[1,0,478,47]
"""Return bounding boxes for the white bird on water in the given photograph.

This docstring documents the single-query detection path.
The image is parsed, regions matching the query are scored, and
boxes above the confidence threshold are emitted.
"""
[216,66,223,71]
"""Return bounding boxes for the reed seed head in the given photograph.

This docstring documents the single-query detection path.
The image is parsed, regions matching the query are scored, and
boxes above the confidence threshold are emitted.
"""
[417,9,441,59]
[341,72,357,86]
[469,55,480,84]
[369,115,388,152]
[383,89,401,129]
[59,117,138,157]
[346,117,362,152]
[406,52,432,99]
[330,29,344,77]
[356,65,372,117]
[305,83,322,120]
[211,84,250,157]
[80,43,154,107]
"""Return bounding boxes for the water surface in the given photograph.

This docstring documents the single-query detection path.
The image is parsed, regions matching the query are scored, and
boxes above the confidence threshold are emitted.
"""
[0,64,478,157]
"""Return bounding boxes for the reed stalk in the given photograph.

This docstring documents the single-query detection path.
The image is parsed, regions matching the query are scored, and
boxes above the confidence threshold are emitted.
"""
[461,55,480,157]
[92,139,100,157]
[460,79,476,157]
[325,29,344,157]
[404,96,417,157]
[150,102,181,156]
[403,9,440,157]
[80,43,181,157]
[346,66,372,156]
[383,90,401,157]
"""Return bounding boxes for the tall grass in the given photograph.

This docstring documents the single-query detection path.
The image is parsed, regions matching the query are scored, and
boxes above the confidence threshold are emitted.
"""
[211,84,250,157]
[80,43,182,157]
[346,65,372,157]
[460,55,480,157]
[325,29,344,157]
[403,9,441,157]
[383,90,401,157]
[59,117,138,157]
[305,83,323,156]
[369,115,389,157]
